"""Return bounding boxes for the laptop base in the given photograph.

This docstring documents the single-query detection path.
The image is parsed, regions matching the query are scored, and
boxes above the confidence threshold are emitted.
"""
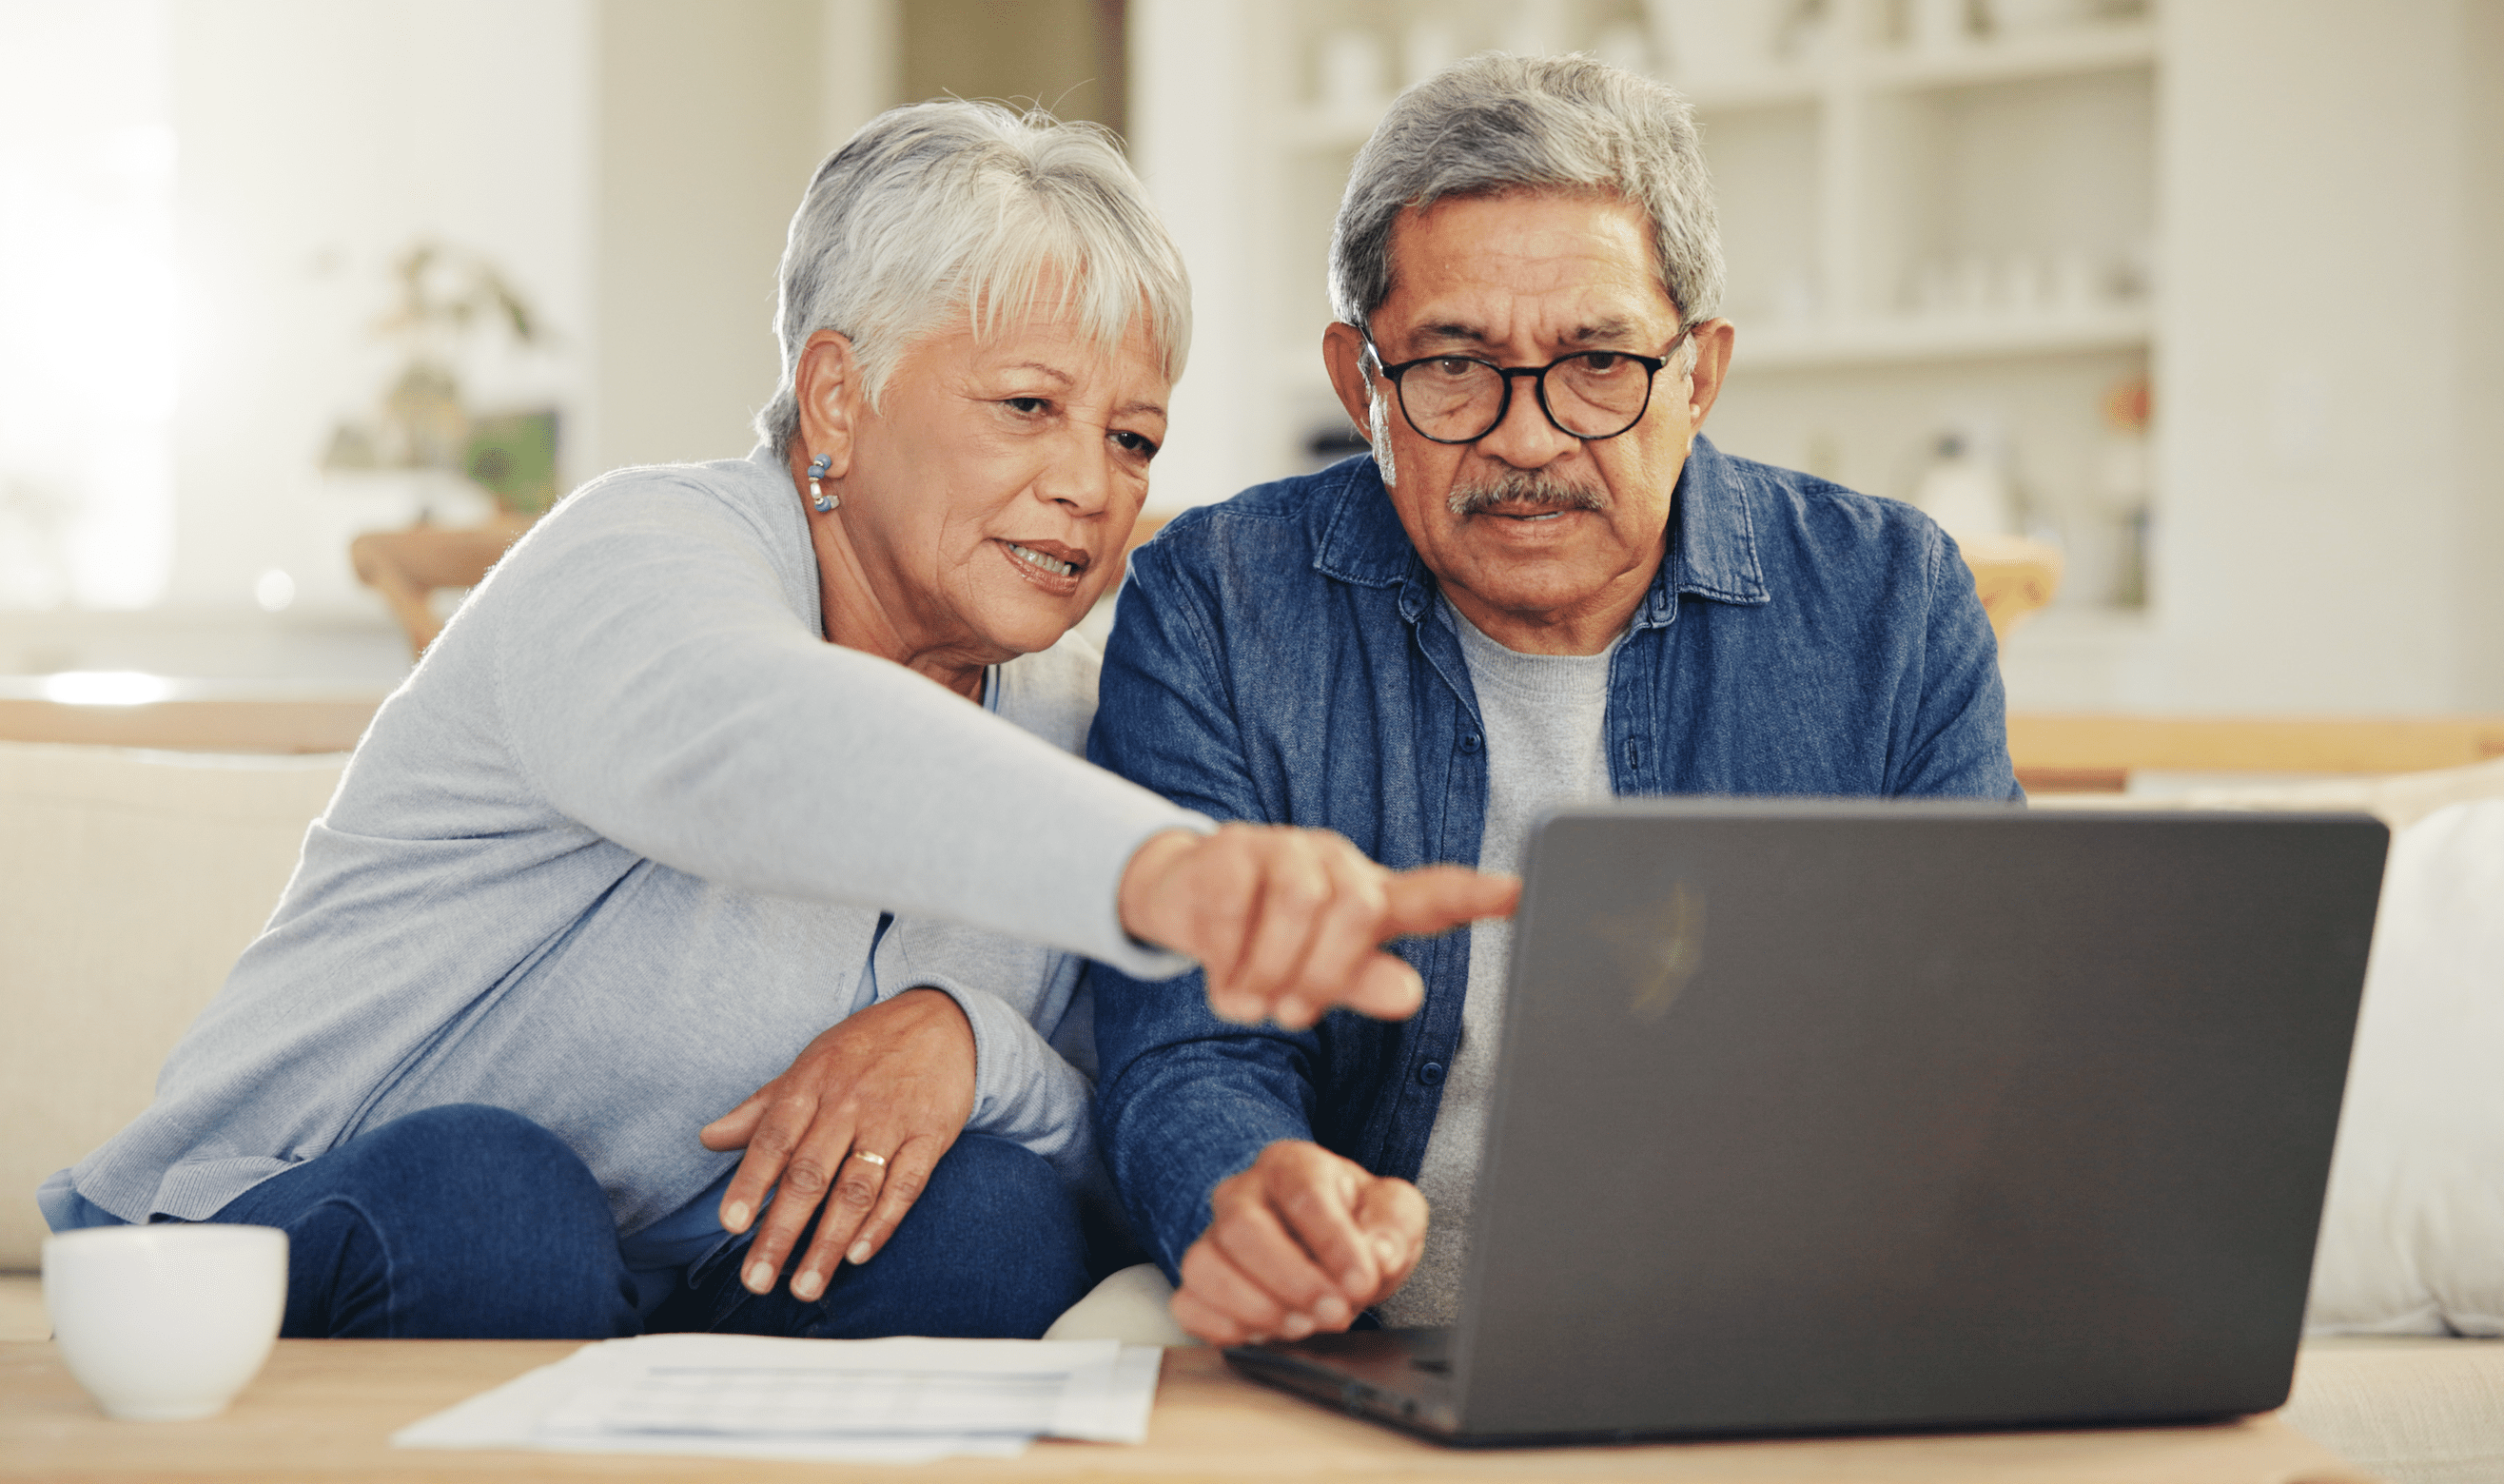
[1227,1331,2250,1449]
[1223,1331,1472,1445]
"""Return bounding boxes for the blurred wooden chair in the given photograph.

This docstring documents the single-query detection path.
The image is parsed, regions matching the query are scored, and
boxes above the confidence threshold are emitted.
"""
[1956,533,2064,642]
[350,511,537,657]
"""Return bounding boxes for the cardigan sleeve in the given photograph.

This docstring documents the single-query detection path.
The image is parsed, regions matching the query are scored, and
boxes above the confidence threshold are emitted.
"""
[480,472,1205,978]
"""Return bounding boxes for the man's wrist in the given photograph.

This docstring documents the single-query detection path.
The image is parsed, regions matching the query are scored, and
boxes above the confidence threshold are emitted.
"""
[1116,828,1200,947]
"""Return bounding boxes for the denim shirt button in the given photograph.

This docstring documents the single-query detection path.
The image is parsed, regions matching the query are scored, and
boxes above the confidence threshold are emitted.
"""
[1418,1061,1446,1085]
[1459,734,1481,753]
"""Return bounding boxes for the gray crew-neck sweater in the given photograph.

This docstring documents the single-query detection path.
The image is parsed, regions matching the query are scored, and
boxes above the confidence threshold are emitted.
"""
[42,447,1201,1242]
[1377,599,1619,1328]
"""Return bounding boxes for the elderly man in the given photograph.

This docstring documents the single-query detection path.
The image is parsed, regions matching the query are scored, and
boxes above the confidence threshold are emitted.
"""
[1087,52,2021,1345]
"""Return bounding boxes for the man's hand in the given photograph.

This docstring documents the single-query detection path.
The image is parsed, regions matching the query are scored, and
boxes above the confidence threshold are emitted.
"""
[699,987,975,1301]
[1120,824,1518,1028]
[1169,1140,1426,1346]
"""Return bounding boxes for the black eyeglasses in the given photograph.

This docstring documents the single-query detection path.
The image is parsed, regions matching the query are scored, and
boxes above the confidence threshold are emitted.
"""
[1361,327,1691,444]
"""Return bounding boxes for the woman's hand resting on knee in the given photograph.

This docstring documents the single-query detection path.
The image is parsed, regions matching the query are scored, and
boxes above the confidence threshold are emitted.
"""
[1120,824,1520,1029]
[699,987,973,1301]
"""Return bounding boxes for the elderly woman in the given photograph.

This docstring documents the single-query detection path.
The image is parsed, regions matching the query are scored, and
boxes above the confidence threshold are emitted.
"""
[38,103,1513,1341]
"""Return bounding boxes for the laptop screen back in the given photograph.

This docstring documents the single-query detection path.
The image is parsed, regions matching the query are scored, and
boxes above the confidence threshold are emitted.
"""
[1450,803,2385,1438]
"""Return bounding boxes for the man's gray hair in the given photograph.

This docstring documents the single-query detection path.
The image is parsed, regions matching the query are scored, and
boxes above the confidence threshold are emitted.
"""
[757,101,1190,457]
[1329,52,1723,335]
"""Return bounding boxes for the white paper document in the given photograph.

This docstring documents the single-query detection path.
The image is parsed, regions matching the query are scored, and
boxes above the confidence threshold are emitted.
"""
[393,1333,1163,1465]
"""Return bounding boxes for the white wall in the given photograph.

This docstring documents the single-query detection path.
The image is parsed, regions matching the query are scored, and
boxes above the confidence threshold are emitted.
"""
[1127,0,1276,513]
[162,0,596,616]
[2118,0,2502,713]
[2012,0,2502,713]
[821,0,902,149]
[2458,0,2504,710]
[592,0,837,471]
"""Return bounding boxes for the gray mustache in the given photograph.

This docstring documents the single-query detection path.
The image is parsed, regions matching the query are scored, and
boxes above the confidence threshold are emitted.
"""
[1446,473,1609,517]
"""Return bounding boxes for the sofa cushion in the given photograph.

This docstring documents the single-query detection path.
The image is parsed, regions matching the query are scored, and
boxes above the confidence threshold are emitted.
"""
[1041,1263,1193,1346]
[0,741,345,1268]
[2306,799,2504,1338]
[2043,758,2504,1338]
[2031,754,2504,832]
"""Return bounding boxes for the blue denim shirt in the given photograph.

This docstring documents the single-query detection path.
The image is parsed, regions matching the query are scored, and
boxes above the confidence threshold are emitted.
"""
[1087,436,2020,1279]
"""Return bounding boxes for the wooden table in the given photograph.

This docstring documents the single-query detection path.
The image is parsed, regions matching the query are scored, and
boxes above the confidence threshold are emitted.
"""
[0,1340,2374,1482]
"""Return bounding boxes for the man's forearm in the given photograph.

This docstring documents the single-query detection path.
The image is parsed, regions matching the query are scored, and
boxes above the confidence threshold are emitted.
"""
[1094,1025,1320,1277]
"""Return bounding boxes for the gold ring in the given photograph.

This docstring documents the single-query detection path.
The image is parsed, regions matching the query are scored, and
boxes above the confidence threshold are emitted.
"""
[849,1150,889,1168]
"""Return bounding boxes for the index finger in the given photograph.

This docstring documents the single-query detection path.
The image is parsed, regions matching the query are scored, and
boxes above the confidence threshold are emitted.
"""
[1277,950,1424,1026]
[1268,845,1395,1029]
[1379,865,1519,940]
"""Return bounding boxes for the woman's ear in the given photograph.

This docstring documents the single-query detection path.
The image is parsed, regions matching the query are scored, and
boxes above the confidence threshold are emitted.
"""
[794,329,863,478]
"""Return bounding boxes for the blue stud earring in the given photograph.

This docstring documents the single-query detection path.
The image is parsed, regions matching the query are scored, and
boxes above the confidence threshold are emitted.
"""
[807,454,837,513]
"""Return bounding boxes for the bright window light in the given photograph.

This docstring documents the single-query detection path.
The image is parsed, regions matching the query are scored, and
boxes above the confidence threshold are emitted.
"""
[254,568,297,613]
[39,671,174,707]
[0,0,176,611]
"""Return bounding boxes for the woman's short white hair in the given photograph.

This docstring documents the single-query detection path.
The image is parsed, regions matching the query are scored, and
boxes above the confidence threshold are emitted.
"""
[757,101,1190,458]
[1330,52,1723,337]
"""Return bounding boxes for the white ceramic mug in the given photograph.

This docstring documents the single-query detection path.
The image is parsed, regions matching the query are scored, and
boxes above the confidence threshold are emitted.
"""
[42,1224,288,1421]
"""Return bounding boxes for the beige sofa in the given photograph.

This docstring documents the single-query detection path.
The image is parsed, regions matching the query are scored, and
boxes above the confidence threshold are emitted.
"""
[6,737,2498,1480]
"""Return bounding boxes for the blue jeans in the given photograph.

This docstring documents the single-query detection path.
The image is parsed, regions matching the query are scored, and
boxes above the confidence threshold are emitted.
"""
[210,1105,1090,1340]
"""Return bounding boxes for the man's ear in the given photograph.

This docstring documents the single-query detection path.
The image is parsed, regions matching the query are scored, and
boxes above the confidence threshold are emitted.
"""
[794,329,863,478]
[1322,322,1376,440]
[1682,319,1737,432]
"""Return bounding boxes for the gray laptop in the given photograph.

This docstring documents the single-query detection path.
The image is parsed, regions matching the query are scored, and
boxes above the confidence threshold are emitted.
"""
[1226,800,2389,1446]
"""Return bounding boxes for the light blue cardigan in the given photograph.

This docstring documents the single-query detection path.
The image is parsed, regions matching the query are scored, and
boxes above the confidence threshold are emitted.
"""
[43,447,1198,1249]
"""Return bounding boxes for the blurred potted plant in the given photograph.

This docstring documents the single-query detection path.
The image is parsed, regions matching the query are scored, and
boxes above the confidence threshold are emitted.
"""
[322,240,559,516]
[323,241,562,654]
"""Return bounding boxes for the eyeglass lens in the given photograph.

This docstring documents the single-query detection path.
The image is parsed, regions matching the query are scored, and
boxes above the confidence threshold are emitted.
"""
[1398,353,1656,442]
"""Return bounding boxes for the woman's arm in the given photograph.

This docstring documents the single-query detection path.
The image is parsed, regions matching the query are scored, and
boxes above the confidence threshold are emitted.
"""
[478,474,1197,975]
[475,471,1505,1006]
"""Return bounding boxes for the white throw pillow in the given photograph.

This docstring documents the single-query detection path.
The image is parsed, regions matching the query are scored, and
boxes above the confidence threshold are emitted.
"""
[2305,798,2504,1336]
[1042,1263,1193,1347]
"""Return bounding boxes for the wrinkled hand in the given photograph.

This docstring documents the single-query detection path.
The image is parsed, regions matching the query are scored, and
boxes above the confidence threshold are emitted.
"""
[699,987,975,1301]
[1170,1140,1426,1346]
[1119,824,1519,1028]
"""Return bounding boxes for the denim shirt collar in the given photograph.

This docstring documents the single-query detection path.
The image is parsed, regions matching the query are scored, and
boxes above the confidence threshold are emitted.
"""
[1310,433,1770,631]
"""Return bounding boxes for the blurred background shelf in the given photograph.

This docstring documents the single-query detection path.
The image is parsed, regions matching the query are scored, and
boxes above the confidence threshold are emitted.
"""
[1163,0,2164,652]
[1130,0,2496,718]
[2,0,2495,721]
[1736,307,2154,368]
[1855,19,2158,91]
[1681,16,2156,106]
